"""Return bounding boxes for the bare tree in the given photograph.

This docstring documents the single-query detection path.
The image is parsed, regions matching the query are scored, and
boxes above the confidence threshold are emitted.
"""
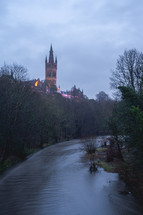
[0,63,28,81]
[96,91,110,102]
[110,49,143,94]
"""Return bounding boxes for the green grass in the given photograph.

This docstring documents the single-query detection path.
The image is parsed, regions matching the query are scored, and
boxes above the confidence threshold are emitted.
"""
[0,160,13,174]
[97,160,115,172]
[43,143,51,147]
[96,147,107,152]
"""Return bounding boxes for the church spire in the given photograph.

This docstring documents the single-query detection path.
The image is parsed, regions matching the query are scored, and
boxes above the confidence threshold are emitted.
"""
[55,56,57,64]
[50,44,53,52]
[49,44,54,63]
[45,45,57,87]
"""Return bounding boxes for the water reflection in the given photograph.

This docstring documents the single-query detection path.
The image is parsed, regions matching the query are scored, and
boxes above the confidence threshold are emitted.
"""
[0,140,142,215]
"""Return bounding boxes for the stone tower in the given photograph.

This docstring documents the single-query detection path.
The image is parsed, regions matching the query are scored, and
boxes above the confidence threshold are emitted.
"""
[45,45,57,88]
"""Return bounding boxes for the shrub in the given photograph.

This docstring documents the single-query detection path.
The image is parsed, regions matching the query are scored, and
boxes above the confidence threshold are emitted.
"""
[82,139,96,154]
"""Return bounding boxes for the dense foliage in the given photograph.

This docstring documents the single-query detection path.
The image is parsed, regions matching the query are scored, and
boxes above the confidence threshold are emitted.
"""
[109,49,143,165]
[0,64,114,163]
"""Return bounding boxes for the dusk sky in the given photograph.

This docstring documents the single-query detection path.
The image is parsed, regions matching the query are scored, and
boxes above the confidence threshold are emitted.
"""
[0,0,143,98]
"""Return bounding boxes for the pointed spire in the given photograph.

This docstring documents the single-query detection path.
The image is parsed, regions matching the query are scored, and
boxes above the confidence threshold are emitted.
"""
[55,56,57,64]
[45,56,47,63]
[50,44,53,52]
[49,44,54,63]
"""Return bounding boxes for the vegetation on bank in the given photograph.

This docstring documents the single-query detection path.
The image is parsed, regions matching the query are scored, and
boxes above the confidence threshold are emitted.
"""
[107,49,143,202]
[81,49,143,203]
[1,48,143,203]
[82,136,143,203]
[0,63,114,173]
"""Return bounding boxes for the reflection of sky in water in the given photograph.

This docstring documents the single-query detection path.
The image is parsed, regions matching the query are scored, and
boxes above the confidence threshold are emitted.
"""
[96,136,111,147]
[0,140,142,215]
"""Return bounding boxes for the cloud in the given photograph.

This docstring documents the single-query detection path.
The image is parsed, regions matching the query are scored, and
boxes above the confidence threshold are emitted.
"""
[0,0,143,98]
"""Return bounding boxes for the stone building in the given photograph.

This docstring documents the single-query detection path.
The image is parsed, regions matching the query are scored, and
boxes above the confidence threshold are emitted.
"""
[45,45,57,88]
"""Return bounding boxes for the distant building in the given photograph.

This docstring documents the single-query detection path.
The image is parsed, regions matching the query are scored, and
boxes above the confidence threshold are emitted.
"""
[33,45,78,99]
[45,45,57,88]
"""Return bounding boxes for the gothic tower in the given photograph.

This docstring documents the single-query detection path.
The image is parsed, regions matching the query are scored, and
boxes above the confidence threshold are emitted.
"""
[45,45,57,88]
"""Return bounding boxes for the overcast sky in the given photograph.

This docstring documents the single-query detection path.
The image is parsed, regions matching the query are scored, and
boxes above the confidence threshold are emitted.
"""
[0,0,143,98]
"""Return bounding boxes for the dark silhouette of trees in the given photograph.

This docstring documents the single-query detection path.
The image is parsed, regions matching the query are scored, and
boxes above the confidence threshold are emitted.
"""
[95,92,115,135]
[110,49,143,94]
[0,63,28,81]
[109,49,143,164]
[96,91,110,102]
[0,64,114,164]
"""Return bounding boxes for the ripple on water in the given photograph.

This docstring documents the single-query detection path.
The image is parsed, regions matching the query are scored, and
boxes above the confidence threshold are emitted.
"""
[0,139,143,215]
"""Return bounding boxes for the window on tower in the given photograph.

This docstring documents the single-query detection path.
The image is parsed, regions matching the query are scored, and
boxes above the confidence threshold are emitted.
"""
[52,72,56,77]
[47,72,51,77]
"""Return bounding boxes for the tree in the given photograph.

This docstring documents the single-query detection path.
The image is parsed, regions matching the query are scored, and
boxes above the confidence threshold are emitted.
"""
[0,63,28,81]
[110,49,143,94]
[109,49,143,164]
[96,91,110,102]
[107,102,125,160]
[95,91,114,135]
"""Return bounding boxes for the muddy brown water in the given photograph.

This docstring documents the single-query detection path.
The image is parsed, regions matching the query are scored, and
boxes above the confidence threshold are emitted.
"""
[0,139,143,215]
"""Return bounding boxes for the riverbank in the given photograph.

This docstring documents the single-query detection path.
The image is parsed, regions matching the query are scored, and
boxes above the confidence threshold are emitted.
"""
[0,149,38,175]
[1,138,143,205]
[0,143,52,175]
[93,146,143,204]
[1,139,143,215]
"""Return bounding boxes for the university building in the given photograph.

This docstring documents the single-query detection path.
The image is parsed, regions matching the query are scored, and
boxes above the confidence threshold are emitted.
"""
[45,45,57,88]
[34,45,72,98]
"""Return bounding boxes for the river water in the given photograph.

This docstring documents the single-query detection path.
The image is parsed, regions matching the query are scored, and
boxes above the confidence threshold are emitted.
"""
[0,139,143,215]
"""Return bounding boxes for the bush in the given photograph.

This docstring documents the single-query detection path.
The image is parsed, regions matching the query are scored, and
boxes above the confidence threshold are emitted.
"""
[82,139,96,154]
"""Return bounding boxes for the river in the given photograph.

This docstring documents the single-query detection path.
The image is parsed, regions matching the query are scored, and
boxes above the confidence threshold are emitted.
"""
[0,139,143,215]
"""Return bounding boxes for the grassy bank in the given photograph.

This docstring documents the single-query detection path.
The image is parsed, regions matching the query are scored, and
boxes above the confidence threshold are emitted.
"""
[0,144,52,175]
[0,149,38,175]
[94,146,143,204]
[81,137,143,204]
